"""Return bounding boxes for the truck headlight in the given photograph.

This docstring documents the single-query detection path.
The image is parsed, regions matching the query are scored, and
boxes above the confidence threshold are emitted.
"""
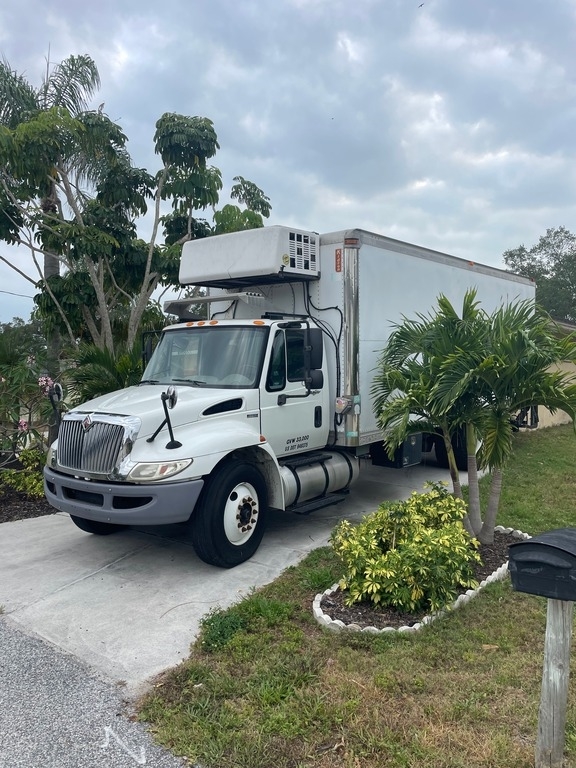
[127,459,192,482]
[47,441,58,468]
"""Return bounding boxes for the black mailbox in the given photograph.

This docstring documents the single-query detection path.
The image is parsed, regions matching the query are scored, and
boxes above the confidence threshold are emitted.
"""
[508,528,576,601]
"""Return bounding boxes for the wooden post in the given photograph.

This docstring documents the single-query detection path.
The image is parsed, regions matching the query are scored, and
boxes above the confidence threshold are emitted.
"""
[535,598,573,768]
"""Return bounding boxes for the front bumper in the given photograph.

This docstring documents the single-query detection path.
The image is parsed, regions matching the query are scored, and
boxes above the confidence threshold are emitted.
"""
[43,467,204,526]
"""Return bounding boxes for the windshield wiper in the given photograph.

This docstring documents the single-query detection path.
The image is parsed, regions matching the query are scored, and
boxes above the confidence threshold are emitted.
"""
[139,379,160,385]
[171,378,207,386]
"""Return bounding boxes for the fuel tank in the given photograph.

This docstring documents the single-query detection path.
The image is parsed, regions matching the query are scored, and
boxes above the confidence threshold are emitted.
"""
[279,451,359,508]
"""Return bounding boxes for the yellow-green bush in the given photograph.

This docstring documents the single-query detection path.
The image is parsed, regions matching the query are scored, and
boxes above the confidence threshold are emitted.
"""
[330,482,480,613]
[0,447,46,498]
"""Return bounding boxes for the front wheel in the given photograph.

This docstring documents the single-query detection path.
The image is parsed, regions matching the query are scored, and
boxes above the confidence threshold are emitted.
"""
[70,515,126,535]
[191,461,268,568]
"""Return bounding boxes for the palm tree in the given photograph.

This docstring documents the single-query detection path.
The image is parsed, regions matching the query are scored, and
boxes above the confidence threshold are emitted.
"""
[64,342,143,405]
[374,290,576,545]
[0,55,137,366]
[372,291,487,532]
[0,54,102,282]
[0,54,123,442]
[434,300,576,543]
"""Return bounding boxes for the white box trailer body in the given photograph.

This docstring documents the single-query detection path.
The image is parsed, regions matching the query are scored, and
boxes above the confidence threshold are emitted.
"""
[179,226,535,450]
[43,225,535,567]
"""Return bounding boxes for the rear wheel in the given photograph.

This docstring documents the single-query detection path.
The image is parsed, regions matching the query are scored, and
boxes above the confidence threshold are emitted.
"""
[70,515,126,535]
[191,461,268,568]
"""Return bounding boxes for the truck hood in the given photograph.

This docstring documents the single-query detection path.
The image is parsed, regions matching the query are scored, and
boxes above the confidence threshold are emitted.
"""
[66,385,254,438]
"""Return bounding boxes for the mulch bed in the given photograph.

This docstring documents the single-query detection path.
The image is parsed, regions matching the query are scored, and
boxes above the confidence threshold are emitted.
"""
[320,531,515,630]
[0,486,56,524]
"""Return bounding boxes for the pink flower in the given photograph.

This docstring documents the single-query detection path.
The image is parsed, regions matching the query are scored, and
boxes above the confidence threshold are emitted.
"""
[38,375,54,395]
[17,419,29,432]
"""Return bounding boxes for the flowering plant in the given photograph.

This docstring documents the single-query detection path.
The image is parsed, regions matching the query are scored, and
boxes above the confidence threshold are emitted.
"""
[38,375,55,395]
[0,364,58,466]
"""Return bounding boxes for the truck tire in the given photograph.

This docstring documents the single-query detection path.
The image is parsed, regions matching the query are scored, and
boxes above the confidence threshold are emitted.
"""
[191,461,268,568]
[434,431,468,472]
[70,515,126,535]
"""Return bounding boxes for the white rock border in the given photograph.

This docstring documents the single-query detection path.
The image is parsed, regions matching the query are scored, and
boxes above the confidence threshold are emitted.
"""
[313,526,531,634]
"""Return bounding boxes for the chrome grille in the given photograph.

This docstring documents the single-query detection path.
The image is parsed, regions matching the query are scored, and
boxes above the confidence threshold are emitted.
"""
[58,418,125,474]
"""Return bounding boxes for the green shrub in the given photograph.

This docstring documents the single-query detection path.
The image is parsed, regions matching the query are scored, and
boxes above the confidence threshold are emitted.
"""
[0,447,46,498]
[330,481,480,613]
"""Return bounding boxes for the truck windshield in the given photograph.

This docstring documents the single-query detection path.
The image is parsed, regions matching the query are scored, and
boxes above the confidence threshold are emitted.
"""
[141,326,269,389]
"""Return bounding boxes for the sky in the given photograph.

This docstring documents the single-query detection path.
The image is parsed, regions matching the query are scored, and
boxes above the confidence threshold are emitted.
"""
[1,0,576,322]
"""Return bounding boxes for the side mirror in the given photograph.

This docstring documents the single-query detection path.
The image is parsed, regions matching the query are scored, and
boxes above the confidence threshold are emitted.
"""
[306,327,323,370]
[163,385,178,410]
[48,382,64,429]
[51,382,63,402]
[306,369,324,389]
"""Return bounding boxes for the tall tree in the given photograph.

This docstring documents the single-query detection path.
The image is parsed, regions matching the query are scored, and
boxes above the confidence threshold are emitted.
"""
[0,54,107,374]
[0,55,272,355]
[503,226,576,323]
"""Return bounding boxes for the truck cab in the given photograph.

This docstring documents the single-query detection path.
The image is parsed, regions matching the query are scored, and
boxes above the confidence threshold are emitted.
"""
[44,315,357,568]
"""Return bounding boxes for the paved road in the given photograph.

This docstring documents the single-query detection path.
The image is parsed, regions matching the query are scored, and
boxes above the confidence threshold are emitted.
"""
[0,457,455,767]
[0,620,186,767]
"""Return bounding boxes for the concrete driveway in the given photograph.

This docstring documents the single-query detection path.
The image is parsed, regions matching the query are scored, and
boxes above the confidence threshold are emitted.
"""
[0,457,456,696]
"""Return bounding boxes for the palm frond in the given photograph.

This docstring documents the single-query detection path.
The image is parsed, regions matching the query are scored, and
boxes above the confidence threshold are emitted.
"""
[0,58,39,127]
[63,342,142,404]
[41,54,100,113]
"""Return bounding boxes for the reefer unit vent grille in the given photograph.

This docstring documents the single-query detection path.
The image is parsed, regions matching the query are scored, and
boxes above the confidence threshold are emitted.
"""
[288,231,318,273]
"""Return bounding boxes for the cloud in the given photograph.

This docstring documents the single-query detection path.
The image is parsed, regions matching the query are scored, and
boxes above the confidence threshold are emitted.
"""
[1,0,575,323]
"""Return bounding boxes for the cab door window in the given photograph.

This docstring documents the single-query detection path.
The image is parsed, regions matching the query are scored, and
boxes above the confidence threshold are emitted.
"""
[266,331,286,391]
[286,330,305,381]
[266,328,309,391]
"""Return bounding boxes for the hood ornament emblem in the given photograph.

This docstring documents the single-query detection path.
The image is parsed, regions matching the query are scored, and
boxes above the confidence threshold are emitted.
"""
[82,414,94,432]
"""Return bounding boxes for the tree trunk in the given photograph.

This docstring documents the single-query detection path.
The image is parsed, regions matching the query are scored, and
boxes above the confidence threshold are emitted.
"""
[83,257,115,353]
[444,433,463,500]
[462,514,475,537]
[478,467,503,544]
[42,198,62,446]
[126,167,168,350]
[465,424,482,537]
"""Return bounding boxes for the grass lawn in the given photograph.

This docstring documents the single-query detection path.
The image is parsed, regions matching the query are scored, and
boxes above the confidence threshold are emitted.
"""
[139,424,576,768]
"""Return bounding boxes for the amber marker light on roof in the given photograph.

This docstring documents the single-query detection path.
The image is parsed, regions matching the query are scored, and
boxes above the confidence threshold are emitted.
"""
[253,320,266,325]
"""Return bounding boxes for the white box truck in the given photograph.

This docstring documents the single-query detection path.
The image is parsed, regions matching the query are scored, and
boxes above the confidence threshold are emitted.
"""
[44,226,535,567]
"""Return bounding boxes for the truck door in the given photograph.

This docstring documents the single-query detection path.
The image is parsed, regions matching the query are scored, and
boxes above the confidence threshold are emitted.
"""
[260,328,328,457]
